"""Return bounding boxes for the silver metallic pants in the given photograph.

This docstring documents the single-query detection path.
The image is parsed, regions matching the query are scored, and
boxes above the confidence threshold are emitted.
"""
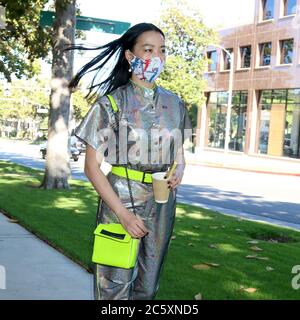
[93,172,177,300]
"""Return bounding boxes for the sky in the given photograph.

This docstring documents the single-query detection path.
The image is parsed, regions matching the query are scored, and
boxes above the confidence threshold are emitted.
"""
[41,0,256,79]
[78,0,255,29]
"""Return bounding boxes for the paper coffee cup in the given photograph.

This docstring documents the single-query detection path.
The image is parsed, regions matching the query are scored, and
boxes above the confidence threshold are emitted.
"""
[151,172,170,203]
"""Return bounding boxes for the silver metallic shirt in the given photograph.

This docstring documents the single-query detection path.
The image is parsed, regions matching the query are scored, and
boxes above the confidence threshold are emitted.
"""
[75,79,193,172]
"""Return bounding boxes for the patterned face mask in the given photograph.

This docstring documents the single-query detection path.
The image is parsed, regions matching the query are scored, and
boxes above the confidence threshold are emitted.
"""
[129,52,165,83]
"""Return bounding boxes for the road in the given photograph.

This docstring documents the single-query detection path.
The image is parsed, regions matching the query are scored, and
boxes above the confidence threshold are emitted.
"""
[1,138,300,230]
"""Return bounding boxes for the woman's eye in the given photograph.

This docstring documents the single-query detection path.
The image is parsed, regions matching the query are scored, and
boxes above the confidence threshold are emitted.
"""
[145,48,152,52]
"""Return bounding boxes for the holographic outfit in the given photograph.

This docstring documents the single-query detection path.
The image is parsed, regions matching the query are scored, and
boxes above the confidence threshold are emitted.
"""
[75,79,192,300]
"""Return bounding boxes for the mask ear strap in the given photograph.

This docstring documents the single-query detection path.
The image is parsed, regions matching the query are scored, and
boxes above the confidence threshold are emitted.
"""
[127,50,136,70]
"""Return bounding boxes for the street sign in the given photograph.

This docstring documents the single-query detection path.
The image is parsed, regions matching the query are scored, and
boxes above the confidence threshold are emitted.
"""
[37,108,48,114]
[40,10,130,35]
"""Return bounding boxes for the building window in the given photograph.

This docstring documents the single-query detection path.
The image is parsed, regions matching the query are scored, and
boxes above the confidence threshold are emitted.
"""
[230,91,248,151]
[284,89,300,158]
[280,39,294,64]
[262,0,274,20]
[258,89,300,158]
[207,92,227,149]
[258,104,271,154]
[207,91,248,151]
[240,46,251,68]
[207,51,217,72]
[283,0,297,16]
[222,48,233,70]
[259,42,272,66]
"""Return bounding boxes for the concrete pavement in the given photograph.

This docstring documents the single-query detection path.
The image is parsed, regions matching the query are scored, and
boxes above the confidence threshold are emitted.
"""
[0,212,93,300]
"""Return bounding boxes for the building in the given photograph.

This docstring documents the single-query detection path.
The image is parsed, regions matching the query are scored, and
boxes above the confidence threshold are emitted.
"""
[195,0,300,173]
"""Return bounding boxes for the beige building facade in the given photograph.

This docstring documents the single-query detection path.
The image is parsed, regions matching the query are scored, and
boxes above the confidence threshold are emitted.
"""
[196,0,300,173]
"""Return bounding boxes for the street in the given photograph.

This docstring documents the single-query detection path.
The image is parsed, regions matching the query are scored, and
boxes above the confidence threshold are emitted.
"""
[1,138,300,230]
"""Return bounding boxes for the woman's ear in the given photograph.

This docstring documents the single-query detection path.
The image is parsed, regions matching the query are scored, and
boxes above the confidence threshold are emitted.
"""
[125,49,133,64]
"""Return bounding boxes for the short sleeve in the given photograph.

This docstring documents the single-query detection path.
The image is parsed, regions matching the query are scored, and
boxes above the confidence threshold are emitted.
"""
[74,99,111,152]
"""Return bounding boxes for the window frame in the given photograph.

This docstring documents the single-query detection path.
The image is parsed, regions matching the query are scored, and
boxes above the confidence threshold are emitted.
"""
[261,0,275,21]
[258,42,272,66]
[207,90,248,151]
[283,0,297,16]
[207,50,217,72]
[279,38,294,65]
[240,45,252,69]
[222,48,233,71]
[258,88,300,159]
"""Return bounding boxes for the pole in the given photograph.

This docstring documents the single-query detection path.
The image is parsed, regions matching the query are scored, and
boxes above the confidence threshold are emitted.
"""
[224,51,234,152]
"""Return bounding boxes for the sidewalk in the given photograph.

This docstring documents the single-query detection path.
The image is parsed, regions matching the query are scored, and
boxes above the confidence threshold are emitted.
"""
[184,149,300,177]
[0,212,93,300]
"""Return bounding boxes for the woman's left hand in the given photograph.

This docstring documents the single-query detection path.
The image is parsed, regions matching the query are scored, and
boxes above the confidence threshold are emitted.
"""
[166,169,184,189]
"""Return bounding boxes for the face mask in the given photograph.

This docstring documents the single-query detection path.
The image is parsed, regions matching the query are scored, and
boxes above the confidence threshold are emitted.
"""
[129,52,165,83]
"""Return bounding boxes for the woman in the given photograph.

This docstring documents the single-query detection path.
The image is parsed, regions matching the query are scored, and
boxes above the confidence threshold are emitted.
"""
[70,22,193,300]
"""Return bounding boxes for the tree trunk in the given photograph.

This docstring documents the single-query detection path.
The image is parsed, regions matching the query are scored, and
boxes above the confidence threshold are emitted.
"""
[39,0,76,190]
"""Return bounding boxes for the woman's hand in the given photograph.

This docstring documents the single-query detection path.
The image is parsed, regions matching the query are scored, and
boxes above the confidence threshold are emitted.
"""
[166,168,184,189]
[118,209,149,239]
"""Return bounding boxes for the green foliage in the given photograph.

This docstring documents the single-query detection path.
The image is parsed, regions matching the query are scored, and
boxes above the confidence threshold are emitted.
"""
[0,0,85,81]
[0,0,51,81]
[156,0,217,114]
[72,88,89,120]
[158,55,207,107]
[0,78,48,120]
[0,77,89,123]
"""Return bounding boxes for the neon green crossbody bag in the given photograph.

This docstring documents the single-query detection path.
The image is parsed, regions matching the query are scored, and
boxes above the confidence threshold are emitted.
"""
[92,222,140,269]
[92,94,140,269]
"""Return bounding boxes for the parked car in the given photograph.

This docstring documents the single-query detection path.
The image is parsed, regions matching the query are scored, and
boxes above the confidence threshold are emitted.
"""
[39,142,80,161]
[76,142,86,154]
[70,135,86,154]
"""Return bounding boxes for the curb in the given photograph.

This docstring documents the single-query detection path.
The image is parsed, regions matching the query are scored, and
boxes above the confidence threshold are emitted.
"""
[185,160,300,177]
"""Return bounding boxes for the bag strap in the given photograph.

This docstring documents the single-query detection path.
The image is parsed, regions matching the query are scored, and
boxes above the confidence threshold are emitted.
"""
[105,94,137,216]
[106,94,119,113]
[106,94,119,132]
[124,163,137,215]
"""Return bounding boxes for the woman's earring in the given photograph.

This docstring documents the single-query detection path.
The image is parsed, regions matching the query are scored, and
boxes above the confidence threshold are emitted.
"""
[128,57,133,72]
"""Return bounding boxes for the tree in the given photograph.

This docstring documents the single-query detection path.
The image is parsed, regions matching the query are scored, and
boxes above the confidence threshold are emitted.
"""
[72,88,89,120]
[0,0,84,81]
[39,0,76,189]
[1,0,85,189]
[0,0,50,81]
[156,0,217,121]
[0,76,89,140]
[0,77,49,122]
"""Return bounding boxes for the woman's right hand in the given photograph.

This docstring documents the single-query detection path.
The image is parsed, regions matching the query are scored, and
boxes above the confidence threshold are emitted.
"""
[118,210,149,239]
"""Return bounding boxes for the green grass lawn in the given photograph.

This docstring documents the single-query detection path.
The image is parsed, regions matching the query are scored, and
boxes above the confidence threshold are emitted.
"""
[0,159,300,300]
